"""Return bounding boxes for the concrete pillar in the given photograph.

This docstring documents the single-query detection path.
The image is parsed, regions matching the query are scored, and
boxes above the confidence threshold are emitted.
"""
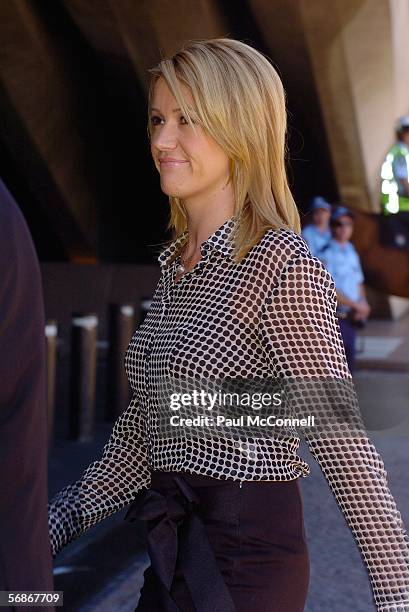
[69,0,228,92]
[0,0,98,258]
[300,0,409,212]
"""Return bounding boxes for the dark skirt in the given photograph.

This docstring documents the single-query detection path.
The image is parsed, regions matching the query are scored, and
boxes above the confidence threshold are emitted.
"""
[125,470,310,612]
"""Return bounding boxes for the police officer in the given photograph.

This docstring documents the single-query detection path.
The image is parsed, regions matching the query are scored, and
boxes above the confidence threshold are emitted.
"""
[381,115,409,214]
[301,196,332,256]
[317,206,370,373]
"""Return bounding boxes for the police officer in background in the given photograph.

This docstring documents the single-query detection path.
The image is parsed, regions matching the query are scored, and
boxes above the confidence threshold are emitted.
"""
[301,196,332,256]
[381,115,409,214]
[317,206,370,373]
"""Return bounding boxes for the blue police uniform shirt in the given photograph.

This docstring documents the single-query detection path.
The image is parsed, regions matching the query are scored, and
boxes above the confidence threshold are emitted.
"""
[317,238,364,311]
[392,142,409,179]
[392,142,409,195]
[301,224,331,257]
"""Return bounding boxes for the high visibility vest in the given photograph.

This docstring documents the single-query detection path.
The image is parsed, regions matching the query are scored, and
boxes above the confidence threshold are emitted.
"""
[380,142,409,214]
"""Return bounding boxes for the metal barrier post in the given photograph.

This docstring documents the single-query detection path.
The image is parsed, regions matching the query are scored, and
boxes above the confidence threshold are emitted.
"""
[45,320,57,449]
[105,303,135,419]
[69,313,98,441]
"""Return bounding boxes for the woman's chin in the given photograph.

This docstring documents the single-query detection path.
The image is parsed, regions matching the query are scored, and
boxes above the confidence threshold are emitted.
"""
[160,184,187,199]
[162,190,184,198]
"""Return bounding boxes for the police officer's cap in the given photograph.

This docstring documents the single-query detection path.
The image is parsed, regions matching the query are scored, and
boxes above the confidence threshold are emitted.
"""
[311,196,331,211]
[395,116,409,133]
[331,206,354,224]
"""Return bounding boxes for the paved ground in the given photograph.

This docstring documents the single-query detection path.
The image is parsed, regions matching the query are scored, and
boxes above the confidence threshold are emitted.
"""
[49,318,409,612]
[355,311,409,371]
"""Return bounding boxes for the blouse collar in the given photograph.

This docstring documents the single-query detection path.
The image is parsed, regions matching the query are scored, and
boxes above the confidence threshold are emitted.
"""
[157,215,236,268]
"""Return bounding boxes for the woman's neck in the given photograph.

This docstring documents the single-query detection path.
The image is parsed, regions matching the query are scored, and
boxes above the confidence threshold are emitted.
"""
[182,200,235,257]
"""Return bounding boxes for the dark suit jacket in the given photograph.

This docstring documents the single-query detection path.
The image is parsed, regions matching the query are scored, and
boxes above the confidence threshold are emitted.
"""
[0,179,54,611]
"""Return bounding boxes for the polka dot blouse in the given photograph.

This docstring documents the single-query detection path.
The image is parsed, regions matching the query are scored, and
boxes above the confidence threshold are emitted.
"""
[48,216,409,610]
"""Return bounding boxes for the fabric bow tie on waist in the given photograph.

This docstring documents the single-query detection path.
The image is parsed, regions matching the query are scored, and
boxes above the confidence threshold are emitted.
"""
[124,475,237,612]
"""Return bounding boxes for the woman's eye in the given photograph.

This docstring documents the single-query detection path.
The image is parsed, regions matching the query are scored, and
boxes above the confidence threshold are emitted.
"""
[149,115,194,126]
[150,115,162,126]
[181,115,194,125]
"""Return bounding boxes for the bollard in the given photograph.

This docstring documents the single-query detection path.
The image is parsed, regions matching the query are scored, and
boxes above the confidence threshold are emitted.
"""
[138,297,152,327]
[105,303,135,420]
[45,320,57,450]
[69,313,98,441]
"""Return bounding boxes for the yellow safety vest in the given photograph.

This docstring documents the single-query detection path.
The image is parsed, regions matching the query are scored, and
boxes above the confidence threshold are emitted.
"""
[381,142,409,214]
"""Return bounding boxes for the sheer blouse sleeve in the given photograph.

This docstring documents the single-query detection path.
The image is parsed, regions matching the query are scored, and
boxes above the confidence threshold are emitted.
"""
[48,392,151,557]
[258,253,409,611]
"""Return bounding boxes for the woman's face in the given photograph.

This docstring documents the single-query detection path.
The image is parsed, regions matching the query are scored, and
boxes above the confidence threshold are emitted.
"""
[149,76,230,204]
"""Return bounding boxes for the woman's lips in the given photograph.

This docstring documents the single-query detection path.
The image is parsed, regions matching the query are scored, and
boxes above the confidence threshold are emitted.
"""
[159,160,189,167]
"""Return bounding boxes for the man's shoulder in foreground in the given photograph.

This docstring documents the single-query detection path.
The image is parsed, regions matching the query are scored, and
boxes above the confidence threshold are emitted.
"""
[0,179,29,242]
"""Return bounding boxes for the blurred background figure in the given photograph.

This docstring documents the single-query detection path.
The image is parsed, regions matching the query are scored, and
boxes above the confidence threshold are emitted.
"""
[0,179,54,612]
[317,206,370,373]
[381,116,409,215]
[301,196,332,256]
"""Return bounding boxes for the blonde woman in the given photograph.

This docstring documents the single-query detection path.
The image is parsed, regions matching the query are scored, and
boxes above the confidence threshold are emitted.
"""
[48,38,409,611]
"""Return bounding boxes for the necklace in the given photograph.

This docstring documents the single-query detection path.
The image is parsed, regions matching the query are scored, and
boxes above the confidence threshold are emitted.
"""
[175,243,197,276]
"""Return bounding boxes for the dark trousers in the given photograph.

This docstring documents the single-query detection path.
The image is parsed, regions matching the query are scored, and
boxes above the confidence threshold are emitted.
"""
[338,318,357,373]
[132,470,310,612]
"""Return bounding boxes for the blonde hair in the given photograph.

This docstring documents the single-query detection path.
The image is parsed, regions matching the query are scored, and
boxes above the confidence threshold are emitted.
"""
[147,37,301,263]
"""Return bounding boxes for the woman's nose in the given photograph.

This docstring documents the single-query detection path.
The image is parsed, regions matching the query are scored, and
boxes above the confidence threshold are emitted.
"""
[152,123,178,150]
